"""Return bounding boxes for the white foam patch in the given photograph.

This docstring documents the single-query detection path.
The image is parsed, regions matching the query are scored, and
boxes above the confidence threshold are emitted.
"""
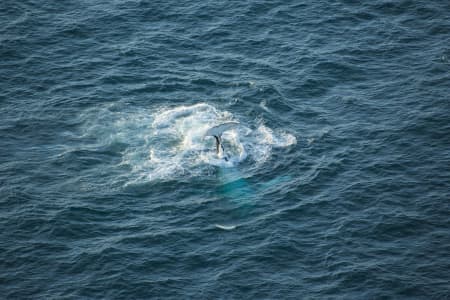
[80,103,296,184]
[259,100,270,112]
[256,124,297,147]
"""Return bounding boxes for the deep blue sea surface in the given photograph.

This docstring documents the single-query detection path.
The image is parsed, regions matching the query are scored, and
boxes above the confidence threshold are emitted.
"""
[1,0,450,298]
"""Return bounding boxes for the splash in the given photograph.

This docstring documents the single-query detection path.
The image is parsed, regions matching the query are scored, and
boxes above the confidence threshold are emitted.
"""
[80,103,296,184]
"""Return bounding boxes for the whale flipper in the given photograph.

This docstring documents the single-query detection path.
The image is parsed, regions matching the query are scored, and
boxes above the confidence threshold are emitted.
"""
[204,122,239,138]
[204,122,239,157]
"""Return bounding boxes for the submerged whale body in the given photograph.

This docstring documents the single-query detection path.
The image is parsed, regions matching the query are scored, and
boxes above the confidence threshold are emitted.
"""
[204,122,240,159]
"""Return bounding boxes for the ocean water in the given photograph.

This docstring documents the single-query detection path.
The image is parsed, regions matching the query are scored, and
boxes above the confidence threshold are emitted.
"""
[1,0,449,298]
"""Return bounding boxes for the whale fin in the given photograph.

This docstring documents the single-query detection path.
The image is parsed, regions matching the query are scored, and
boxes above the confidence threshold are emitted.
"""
[204,122,239,138]
[204,122,239,157]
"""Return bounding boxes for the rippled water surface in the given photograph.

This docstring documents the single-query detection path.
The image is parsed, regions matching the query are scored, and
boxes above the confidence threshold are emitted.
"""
[1,0,450,298]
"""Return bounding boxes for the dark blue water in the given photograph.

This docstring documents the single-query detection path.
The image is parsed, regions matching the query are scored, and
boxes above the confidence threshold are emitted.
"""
[1,0,450,298]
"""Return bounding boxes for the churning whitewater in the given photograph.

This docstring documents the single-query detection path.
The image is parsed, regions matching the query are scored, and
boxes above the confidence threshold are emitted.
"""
[80,103,296,184]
